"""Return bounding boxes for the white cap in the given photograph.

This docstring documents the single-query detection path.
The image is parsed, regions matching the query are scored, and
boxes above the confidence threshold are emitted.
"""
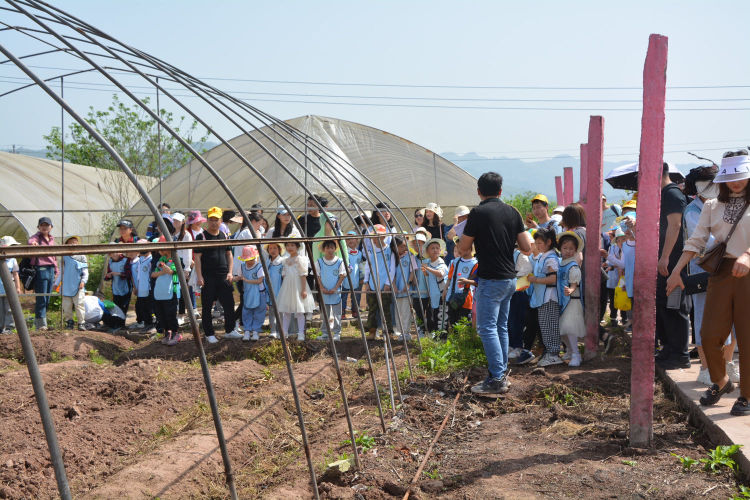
[715,155,750,183]
[172,212,186,222]
[695,180,720,200]
[454,205,470,218]
[0,235,20,246]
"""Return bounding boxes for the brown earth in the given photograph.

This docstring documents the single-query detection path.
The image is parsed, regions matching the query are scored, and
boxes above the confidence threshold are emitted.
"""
[0,327,745,499]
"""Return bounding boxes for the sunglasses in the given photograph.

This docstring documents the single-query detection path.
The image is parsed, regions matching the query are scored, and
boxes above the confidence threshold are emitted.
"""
[415,214,424,218]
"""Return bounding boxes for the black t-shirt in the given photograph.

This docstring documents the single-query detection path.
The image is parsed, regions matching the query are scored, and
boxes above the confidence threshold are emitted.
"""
[463,198,524,280]
[423,223,446,240]
[298,214,321,238]
[659,183,687,268]
[194,231,230,275]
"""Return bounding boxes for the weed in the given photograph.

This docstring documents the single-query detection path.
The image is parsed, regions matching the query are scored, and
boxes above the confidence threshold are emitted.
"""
[88,348,108,365]
[701,444,742,474]
[418,319,485,373]
[734,485,750,499]
[622,460,637,467]
[343,431,376,453]
[397,367,412,385]
[423,467,442,480]
[248,340,308,366]
[49,351,72,363]
[671,453,699,471]
[307,327,322,340]
[538,384,587,407]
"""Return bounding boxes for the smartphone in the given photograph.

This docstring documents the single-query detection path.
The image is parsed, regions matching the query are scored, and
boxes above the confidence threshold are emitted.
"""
[666,287,682,310]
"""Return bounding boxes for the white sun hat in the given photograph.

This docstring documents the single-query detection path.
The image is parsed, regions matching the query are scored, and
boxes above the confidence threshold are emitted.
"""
[714,154,750,183]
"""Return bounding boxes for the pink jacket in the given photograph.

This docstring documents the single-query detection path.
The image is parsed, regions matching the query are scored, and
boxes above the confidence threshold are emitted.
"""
[28,232,58,273]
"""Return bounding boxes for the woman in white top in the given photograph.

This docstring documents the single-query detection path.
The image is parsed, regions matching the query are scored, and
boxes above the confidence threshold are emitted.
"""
[667,150,750,416]
[172,212,194,319]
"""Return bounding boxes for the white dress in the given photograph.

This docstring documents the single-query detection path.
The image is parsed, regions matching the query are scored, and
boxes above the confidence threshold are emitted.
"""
[559,259,585,338]
[276,254,314,314]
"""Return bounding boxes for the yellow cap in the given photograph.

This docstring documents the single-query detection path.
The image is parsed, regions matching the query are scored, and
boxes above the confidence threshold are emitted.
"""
[531,194,549,205]
[207,206,223,219]
[622,199,637,210]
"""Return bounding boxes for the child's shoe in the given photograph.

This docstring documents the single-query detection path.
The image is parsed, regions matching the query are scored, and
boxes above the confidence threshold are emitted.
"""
[161,332,172,345]
[333,333,340,342]
[168,334,182,346]
[297,332,305,342]
[206,335,219,344]
[65,320,75,330]
[538,353,563,367]
[242,331,251,341]
[251,331,259,341]
[568,352,582,367]
[696,368,712,386]
[727,361,740,384]
[224,326,243,339]
[375,329,383,340]
[269,331,279,339]
[77,323,89,331]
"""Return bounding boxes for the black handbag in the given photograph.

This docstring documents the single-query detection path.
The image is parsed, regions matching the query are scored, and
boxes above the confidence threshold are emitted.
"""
[18,258,37,291]
[683,272,709,295]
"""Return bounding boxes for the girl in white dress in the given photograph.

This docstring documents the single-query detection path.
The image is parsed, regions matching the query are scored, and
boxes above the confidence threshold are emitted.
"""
[276,241,314,341]
[557,232,585,367]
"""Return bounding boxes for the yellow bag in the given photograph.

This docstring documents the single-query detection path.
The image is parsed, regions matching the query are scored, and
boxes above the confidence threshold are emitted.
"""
[614,277,632,312]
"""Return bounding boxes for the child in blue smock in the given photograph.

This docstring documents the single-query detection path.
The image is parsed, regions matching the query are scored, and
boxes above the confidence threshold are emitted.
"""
[557,232,585,367]
[342,231,364,320]
[444,244,478,328]
[58,235,89,330]
[264,242,284,339]
[0,236,21,334]
[527,227,562,367]
[132,243,155,332]
[236,245,266,341]
[363,224,396,339]
[316,240,347,341]
[392,236,416,340]
[410,230,430,337]
[151,239,181,345]
[421,238,448,334]
[106,248,132,315]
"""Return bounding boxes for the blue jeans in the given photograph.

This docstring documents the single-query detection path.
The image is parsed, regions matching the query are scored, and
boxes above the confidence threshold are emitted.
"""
[475,278,516,379]
[34,266,55,320]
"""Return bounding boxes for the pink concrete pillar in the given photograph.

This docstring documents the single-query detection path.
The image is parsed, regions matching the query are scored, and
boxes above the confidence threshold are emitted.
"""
[555,176,564,206]
[630,34,668,448]
[583,117,604,359]
[563,167,574,206]
[579,144,588,204]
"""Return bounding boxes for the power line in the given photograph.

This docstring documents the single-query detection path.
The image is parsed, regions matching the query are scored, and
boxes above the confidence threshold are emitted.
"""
[450,146,735,162]
[9,64,750,90]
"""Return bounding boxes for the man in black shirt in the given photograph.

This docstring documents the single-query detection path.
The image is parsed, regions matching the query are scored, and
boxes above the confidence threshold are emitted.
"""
[656,163,691,369]
[459,172,532,395]
[194,206,235,343]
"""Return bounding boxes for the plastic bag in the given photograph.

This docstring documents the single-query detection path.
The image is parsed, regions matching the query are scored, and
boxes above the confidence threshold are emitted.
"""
[614,277,632,312]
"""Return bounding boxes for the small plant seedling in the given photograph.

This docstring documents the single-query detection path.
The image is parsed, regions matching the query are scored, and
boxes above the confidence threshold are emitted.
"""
[622,460,636,467]
[423,468,442,480]
[700,444,742,474]
[733,484,750,499]
[671,453,699,471]
[343,431,376,453]
[88,348,107,365]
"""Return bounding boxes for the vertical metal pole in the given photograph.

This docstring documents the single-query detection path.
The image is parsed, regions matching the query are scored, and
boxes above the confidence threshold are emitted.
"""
[157,77,162,207]
[630,33,668,448]
[0,261,71,500]
[59,75,64,327]
[583,117,604,360]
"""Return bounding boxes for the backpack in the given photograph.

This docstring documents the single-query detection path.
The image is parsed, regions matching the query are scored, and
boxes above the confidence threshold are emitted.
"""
[18,258,36,291]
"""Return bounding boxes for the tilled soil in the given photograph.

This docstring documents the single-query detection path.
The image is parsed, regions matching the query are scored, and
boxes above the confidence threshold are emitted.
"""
[0,328,744,499]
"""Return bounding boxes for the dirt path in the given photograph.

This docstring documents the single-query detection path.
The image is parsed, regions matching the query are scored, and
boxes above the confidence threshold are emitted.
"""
[0,328,745,499]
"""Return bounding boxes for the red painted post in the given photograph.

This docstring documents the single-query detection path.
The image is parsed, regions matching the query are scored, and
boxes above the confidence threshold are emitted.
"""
[583,117,604,360]
[563,167,574,206]
[630,34,668,448]
[555,176,564,206]
[579,144,588,204]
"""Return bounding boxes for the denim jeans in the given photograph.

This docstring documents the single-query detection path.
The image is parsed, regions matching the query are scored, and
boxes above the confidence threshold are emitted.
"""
[475,278,516,379]
[34,266,55,320]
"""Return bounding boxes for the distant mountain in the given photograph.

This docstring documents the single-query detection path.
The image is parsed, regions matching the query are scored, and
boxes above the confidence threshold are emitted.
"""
[442,152,702,202]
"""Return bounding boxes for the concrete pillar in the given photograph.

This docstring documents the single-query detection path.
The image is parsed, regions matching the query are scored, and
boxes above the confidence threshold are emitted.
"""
[579,144,588,204]
[630,34,668,448]
[555,176,564,206]
[563,167,574,206]
[583,117,604,359]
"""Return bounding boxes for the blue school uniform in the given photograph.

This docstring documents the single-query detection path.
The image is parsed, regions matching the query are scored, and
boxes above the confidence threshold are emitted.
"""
[133,255,153,298]
[529,252,560,309]
[0,258,18,295]
[109,258,130,296]
[366,246,393,291]
[445,257,478,303]
[424,258,448,309]
[623,241,636,299]
[394,253,415,299]
[265,257,283,303]
[343,249,363,290]
[242,262,266,332]
[318,257,343,305]
[61,255,87,297]
[556,259,582,314]
[153,259,180,301]
[411,254,429,299]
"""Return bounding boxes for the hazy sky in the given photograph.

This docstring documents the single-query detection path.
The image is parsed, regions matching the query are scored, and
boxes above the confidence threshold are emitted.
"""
[1,0,748,168]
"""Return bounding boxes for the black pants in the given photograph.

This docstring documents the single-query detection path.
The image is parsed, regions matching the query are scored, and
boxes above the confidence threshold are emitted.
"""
[201,274,235,337]
[425,307,440,333]
[656,274,691,361]
[366,291,393,332]
[523,306,542,351]
[606,288,619,322]
[135,296,154,325]
[447,306,471,328]
[154,297,179,333]
[234,281,244,327]
[412,297,430,331]
[113,291,131,315]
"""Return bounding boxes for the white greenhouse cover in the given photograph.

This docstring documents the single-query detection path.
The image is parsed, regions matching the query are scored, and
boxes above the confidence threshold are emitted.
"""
[0,151,156,243]
[128,115,478,231]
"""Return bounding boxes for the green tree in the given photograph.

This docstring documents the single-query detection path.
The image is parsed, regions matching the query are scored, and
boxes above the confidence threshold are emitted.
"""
[503,191,557,222]
[43,94,209,178]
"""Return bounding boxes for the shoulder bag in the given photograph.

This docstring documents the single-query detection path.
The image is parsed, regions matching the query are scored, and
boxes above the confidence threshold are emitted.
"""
[697,202,748,274]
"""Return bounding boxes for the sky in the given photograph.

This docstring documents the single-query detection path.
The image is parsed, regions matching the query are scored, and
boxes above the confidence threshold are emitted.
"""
[0,0,748,173]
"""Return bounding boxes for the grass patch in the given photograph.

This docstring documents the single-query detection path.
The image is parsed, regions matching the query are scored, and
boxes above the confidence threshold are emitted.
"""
[247,339,309,366]
[88,348,109,365]
[418,319,485,373]
[342,430,376,453]
[49,351,72,363]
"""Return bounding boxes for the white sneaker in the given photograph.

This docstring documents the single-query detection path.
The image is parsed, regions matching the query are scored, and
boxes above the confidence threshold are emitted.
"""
[177,316,186,326]
[568,352,582,367]
[696,368,712,386]
[727,361,740,384]
[251,331,259,341]
[206,335,219,344]
[538,353,564,367]
[333,334,340,342]
[269,331,279,339]
[224,327,243,339]
[297,332,305,342]
[242,331,251,341]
